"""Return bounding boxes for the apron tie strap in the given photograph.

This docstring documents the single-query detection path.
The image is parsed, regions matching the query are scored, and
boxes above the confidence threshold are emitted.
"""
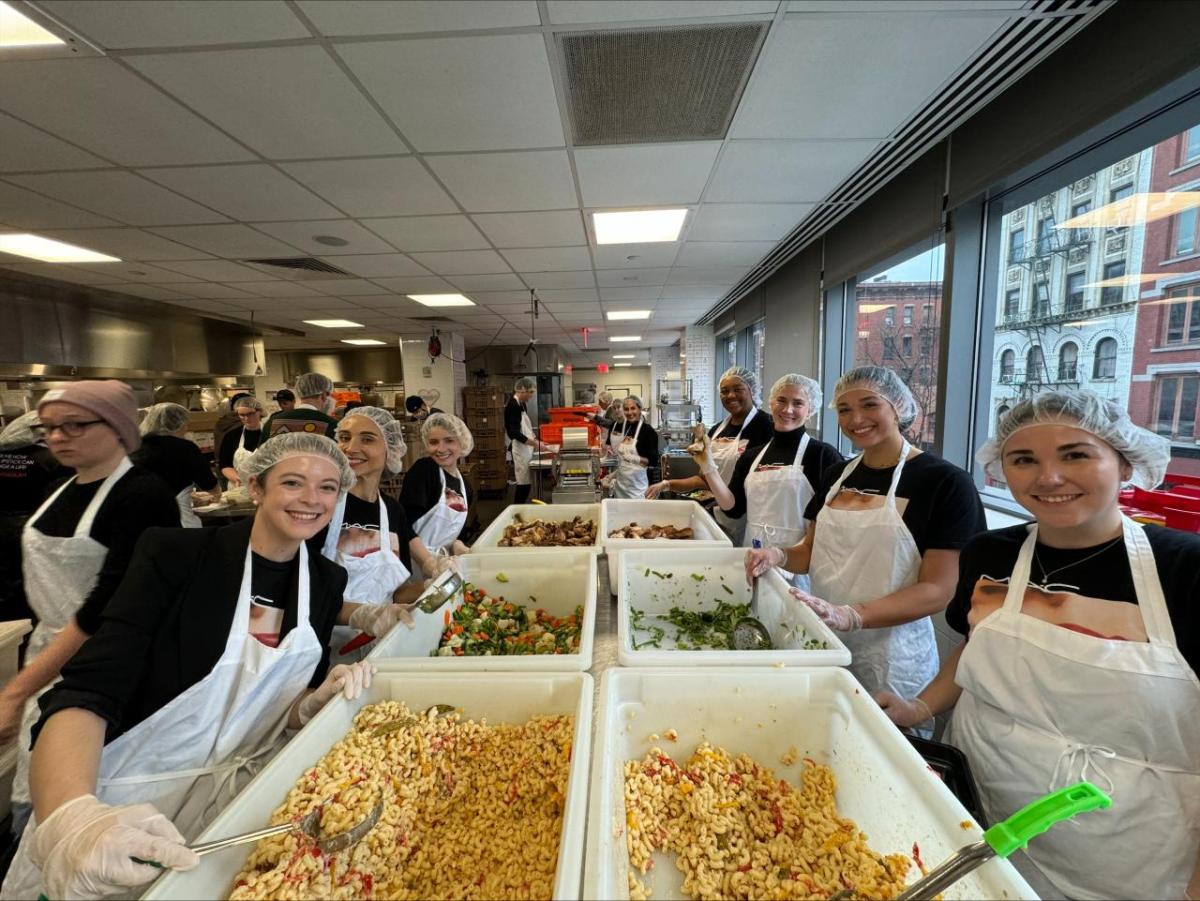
[1048,743,1117,795]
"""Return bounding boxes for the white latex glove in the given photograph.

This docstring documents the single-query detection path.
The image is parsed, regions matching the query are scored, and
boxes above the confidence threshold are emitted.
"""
[348,603,413,635]
[686,432,715,473]
[618,443,642,465]
[789,588,863,632]
[297,661,375,725]
[744,546,786,584]
[31,794,198,900]
[422,551,461,579]
[644,480,669,499]
[874,691,934,729]
[451,539,470,556]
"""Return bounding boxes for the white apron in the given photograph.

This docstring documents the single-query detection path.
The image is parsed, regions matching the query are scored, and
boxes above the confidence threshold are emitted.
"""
[413,466,468,555]
[948,519,1200,900]
[710,408,760,545]
[510,403,534,486]
[3,544,323,901]
[610,418,648,499]
[232,427,256,475]
[743,432,813,589]
[13,457,132,807]
[808,444,938,700]
[322,493,411,664]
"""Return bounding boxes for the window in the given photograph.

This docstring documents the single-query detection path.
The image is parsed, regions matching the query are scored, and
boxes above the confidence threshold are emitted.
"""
[1156,376,1200,438]
[920,332,933,356]
[999,349,1015,382]
[1026,345,1046,382]
[1093,337,1118,379]
[1185,125,1200,165]
[902,335,913,356]
[923,303,934,325]
[1163,288,1200,345]
[1070,200,1093,243]
[883,336,896,359]
[1009,227,1025,261]
[883,306,895,327]
[1109,183,1134,203]
[1177,208,1198,257]
[1065,272,1086,312]
[751,319,766,396]
[903,305,913,326]
[1101,261,1126,305]
[1004,289,1021,319]
[1034,281,1051,317]
[1058,342,1079,381]
[1036,217,1054,254]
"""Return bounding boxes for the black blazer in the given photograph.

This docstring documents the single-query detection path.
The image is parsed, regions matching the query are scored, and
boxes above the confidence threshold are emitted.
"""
[35,518,346,746]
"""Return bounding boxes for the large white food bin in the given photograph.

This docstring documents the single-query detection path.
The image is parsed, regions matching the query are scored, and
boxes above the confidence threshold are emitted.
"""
[471,503,603,555]
[599,499,731,584]
[615,547,850,667]
[367,549,597,671]
[143,672,594,901]
[584,667,1037,900]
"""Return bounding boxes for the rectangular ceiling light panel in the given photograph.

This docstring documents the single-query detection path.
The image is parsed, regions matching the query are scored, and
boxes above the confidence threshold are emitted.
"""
[407,293,476,307]
[606,309,652,320]
[609,335,641,342]
[593,209,686,245]
[342,338,387,346]
[0,1,63,46]
[304,319,363,328]
[0,233,119,262]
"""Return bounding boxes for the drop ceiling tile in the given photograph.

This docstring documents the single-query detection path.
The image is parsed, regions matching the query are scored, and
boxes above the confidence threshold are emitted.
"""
[108,283,194,301]
[39,0,311,48]
[510,270,590,290]
[659,285,730,300]
[596,268,670,287]
[154,282,259,299]
[408,250,510,275]
[368,276,457,294]
[0,60,253,166]
[147,224,302,258]
[280,158,456,218]
[152,259,277,280]
[336,34,562,152]
[0,181,120,229]
[546,1,778,22]
[536,289,599,303]
[677,241,776,267]
[469,291,532,305]
[500,246,592,272]
[323,254,429,278]
[787,1,1025,12]
[0,263,125,286]
[471,210,586,248]
[251,221,396,256]
[305,278,392,296]
[70,261,201,282]
[688,203,814,241]
[161,298,242,314]
[591,243,680,269]
[363,215,488,252]
[0,112,108,173]
[734,14,1006,141]
[40,228,213,262]
[8,171,229,226]
[427,151,576,213]
[446,273,526,292]
[129,46,405,159]
[666,267,746,286]
[599,287,662,302]
[231,280,325,298]
[706,140,879,202]
[138,165,342,222]
[297,0,539,35]
[575,143,721,207]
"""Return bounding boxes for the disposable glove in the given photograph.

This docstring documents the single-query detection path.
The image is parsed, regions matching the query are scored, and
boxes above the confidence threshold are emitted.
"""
[789,588,863,632]
[686,432,715,473]
[618,442,642,464]
[422,552,461,579]
[348,603,413,635]
[744,546,786,584]
[874,691,934,729]
[644,480,669,499]
[297,661,375,725]
[31,794,198,900]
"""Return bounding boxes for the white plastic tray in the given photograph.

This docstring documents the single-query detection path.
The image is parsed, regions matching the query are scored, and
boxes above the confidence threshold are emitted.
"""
[599,499,731,584]
[144,672,593,901]
[615,547,850,667]
[584,667,1037,900]
[367,549,597,671]
[471,503,602,555]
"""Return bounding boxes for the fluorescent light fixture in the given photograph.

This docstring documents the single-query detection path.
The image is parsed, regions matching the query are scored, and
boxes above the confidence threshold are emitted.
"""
[612,354,635,359]
[407,293,475,307]
[0,233,119,263]
[609,335,641,342]
[593,209,687,245]
[304,319,363,328]
[614,363,633,367]
[606,310,652,320]
[0,1,63,47]
[1057,192,1200,230]
[341,338,386,346]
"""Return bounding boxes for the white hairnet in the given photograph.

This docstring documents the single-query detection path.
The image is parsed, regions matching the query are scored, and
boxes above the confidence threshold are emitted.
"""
[422,412,475,458]
[769,373,821,418]
[340,406,407,474]
[294,372,333,398]
[833,366,918,430]
[0,411,41,450]
[623,394,644,410]
[139,402,190,436]
[977,389,1170,490]
[720,366,761,404]
[239,432,355,492]
[233,396,264,413]
[514,376,536,392]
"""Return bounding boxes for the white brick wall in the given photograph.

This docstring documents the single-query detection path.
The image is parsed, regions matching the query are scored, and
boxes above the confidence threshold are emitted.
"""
[683,324,716,423]
[649,345,680,424]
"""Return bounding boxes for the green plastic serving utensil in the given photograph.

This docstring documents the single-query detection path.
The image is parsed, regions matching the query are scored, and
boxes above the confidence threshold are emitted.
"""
[893,781,1111,900]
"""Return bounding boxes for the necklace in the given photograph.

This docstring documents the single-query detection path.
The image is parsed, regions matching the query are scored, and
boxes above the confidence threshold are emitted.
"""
[1033,535,1123,584]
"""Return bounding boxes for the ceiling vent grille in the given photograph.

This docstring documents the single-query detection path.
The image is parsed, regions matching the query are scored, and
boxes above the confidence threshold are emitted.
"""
[700,0,1110,323]
[241,257,351,279]
[558,23,766,146]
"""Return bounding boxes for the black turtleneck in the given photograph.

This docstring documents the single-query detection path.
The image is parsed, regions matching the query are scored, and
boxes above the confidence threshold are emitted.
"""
[722,426,843,520]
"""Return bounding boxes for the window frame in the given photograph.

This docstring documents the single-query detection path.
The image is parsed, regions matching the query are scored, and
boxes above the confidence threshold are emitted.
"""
[1058,341,1079,381]
[1092,337,1118,379]
[1176,207,1198,257]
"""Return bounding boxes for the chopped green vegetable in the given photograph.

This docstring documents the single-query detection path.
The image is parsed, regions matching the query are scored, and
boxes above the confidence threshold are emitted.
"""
[432,583,582,657]
[495,572,509,583]
[721,583,733,595]
[690,573,705,582]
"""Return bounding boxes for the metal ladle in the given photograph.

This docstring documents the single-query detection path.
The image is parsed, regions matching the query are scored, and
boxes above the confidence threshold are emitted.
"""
[729,570,773,650]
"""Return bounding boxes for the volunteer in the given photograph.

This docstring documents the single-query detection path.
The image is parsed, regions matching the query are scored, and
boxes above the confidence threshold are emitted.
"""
[505,377,550,504]
[274,388,295,413]
[132,403,221,527]
[0,433,373,901]
[745,366,985,701]
[876,391,1200,901]
[264,372,337,438]
[217,396,264,486]
[401,413,474,556]
[583,390,623,445]
[210,393,250,462]
[0,381,180,839]
[647,366,774,543]
[318,407,429,664]
[691,374,840,578]
[608,395,659,499]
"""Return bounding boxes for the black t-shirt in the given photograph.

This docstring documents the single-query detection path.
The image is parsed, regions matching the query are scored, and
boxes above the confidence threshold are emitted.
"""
[707,407,774,447]
[946,524,1200,672]
[131,433,217,494]
[31,466,181,633]
[725,427,843,520]
[0,445,68,516]
[804,452,986,556]
[399,456,472,533]
[249,552,294,648]
[504,396,529,444]
[310,491,416,572]
[611,417,660,467]
[265,407,337,439]
[218,426,262,470]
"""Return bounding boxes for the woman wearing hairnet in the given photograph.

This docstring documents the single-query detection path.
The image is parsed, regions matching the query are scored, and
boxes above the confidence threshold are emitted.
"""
[607,395,660,499]
[745,366,986,705]
[691,373,841,574]
[647,366,776,543]
[1,433,375,901]
[401,413,474,556]
[132,403,221,527]
[875,391,1200,900]
[315,407,429,664]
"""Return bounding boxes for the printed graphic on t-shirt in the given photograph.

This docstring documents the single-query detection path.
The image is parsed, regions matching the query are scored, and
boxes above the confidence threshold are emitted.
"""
[967,576,1148,642]
[827,491,910,516]
[249,595,284,648]
[713,437,750,456]
[445,488,467,513]
[338,522,401,559]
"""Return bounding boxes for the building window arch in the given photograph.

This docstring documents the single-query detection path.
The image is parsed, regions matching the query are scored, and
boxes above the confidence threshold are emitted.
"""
[999,349,1015,382]
[1058,342,1079,381]
[1093,337,1118,379]
[1026,345,1046,383]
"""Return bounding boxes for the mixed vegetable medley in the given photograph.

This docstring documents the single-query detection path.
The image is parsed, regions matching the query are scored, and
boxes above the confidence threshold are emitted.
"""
[435,583,584,656]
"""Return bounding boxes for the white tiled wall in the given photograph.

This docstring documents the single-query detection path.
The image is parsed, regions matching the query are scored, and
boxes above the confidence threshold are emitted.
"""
[683,324,715,423]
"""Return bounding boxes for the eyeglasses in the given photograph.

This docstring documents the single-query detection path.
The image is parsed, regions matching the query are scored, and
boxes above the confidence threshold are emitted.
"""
[33,419,105,438]
[236,410,260,419]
